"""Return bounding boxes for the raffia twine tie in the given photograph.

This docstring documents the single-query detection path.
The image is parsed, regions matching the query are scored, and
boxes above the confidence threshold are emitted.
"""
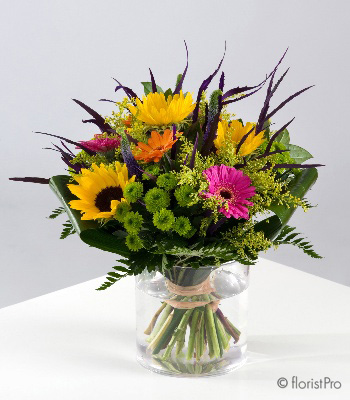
[165,275,220,311]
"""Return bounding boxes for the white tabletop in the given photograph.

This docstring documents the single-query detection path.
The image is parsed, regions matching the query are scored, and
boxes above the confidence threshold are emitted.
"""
[0,258,349,400]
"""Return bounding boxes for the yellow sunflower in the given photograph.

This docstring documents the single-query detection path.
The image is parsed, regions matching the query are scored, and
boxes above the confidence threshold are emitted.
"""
[128,90,196,126]
[214,120,265,156]
[67,162,135,220]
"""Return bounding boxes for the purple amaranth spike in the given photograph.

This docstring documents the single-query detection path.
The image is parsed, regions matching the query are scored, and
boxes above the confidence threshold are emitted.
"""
[221,61,284,106]
[113,78,139,101]
[52,144,86,173]
[255,49,289,134]
[261,162,324,172]
[120,132,142,179]
[35,131,96,156]
[222,86,263,106]
[219,71,225,92]
[263,118,295,155]
[60,140,75,157]
[149,68,157,93]
[265,85,314,122]
[9,177,50,184]
[173,41,189,95]
[235,126,255,156]
[99,98,117,103]
[222,83,266,101]
[254,49,313,136]
[272,163,324,169]
[72,99,114,134]
[256,149,289,160]
[192,42,226,122]
[201,90,222,156]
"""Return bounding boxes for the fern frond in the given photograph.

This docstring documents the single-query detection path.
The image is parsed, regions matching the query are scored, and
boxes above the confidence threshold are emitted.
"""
[96,264,133,290]
[48,206,65,219]
[274,225,322,259]
[60,220,76,239]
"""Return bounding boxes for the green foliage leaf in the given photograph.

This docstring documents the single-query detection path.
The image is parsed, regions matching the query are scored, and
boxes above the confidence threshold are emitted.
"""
[273,225,322,258]
[255,168,318,240]
[153,237,256,266]
[274,129,290,146]
[49,175,97,234]
[164,88,173,99]
[50,175,130,257]
[80,229,131,257]
[141,82,164,95]
[273,128,312,163]
[287,144,313,163]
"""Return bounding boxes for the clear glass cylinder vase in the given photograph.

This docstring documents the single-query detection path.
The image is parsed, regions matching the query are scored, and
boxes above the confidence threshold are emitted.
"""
[135,262,249,377]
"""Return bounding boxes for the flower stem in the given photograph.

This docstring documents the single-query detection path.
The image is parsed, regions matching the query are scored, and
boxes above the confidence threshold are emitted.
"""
[152,308,187,354]
[147,311,174,351]
[186,309,200,360]
[205,304,220,359]
[162,309,193,360]
[213,313,224,357]
[215,308,240,343]
[216,317,230,350]
[146,304,173,342]
[195,312,204,361]
[144,302,167,335]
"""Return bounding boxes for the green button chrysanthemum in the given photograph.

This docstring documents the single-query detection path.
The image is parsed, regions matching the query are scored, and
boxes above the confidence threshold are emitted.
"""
[123,182,144,203]
[114,202,131,222]
[153,209,175,231]
[123,211,144,234]
[174,185,195,207]
[156,173,177,191]
[173,216,192,236]
[144,188,170,213]
[125,234,143,251]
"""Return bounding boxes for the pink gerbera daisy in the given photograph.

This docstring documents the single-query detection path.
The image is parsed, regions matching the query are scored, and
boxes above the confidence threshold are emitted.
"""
[79,137,121,153]
[202,165,256,219]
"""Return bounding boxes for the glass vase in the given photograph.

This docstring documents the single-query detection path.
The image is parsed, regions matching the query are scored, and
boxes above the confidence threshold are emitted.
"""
[135,262,249,377]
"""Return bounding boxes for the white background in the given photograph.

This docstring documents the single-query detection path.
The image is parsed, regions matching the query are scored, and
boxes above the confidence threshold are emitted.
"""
[1,0,349,308]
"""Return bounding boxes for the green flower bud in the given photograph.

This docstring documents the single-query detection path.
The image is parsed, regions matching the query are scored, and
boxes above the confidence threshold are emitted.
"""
[123,182,143,203]
[125,234,143,251]
[156,173,177,191]
[123,211,143,234]
[153,209,175,231]
[173,216,192,236]
[144,188,170,213]
[114,202,131,222]
[174,185,195,207]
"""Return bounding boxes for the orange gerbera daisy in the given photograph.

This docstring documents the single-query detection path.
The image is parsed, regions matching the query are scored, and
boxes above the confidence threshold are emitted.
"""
[134,130,180,163]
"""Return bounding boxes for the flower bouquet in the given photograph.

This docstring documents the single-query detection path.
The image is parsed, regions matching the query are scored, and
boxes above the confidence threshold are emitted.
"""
[11,43,323,377]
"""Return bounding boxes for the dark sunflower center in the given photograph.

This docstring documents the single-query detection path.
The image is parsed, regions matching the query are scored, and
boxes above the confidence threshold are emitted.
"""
[219,190,232,200]
[95,186,123,212]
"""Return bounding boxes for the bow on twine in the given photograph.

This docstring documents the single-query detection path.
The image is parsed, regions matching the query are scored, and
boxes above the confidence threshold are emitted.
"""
[164,275,220,311]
